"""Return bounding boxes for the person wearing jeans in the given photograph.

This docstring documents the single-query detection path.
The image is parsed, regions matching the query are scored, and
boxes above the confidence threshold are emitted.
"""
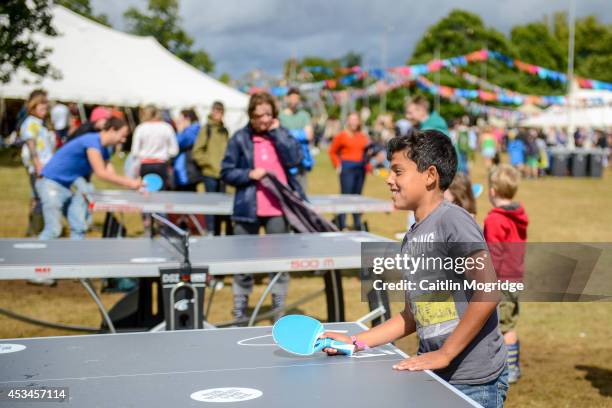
[221,92,304,322]
[453,366,509,408]
[192,101,229,234]
[37,117,142,240]
[328,112,370,230]
[36,178,89,239]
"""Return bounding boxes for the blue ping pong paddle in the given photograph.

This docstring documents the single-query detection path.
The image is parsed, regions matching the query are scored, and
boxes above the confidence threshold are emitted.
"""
[143,174,163,192]
[472,183,484,199]
[272,315,354,356]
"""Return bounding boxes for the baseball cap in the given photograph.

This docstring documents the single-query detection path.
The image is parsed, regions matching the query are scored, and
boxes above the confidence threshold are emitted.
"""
[90,106,112,123]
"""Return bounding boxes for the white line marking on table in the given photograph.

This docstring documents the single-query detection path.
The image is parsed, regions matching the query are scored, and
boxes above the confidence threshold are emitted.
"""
[237,334,275,347]
[0,344,26,354]
[0,358,403,385]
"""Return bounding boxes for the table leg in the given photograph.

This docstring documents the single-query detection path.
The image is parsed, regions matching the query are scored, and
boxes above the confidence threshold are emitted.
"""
[247,272,284,326]
[324,270,345,322]
[80,278,116,333]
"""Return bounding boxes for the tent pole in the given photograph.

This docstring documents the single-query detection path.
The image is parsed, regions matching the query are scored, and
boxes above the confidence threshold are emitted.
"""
[77,103,87,123]
[0,97,5,137]
[566,0,576,149]
[126,107,136,131]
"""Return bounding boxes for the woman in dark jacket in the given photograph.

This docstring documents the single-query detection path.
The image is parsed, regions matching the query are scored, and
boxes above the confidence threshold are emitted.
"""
[221,92,304,322]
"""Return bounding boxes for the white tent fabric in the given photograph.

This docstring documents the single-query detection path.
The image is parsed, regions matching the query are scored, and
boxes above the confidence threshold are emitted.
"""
[571,88,612,105]
[521,84,612,129]
[1,6,249,133]
[521,105,612,129]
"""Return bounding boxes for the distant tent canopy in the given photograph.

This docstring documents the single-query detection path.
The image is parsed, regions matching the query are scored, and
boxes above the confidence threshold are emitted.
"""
[521,86,612,129]
[1,5,249,133]
[520,105,612,129]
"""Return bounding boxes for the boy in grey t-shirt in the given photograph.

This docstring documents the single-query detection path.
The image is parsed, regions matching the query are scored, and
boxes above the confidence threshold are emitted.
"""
[321,129,509,408]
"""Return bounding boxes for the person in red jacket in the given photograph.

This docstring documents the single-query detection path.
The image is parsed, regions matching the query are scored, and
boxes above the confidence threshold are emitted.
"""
[484,164,529,384]
[328,112,370,230]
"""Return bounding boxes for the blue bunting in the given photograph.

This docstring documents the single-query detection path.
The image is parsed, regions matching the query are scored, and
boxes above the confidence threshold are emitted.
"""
[411,64,429,75]
[369,68,385,79]
[489,51,514,67]
[270,87,288,97]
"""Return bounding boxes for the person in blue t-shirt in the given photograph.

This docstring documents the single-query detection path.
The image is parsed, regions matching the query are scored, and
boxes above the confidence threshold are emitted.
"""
[37,117,143,240]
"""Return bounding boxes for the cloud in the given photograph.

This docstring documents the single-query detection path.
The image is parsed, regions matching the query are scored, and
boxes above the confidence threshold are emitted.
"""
[91,0,612,77]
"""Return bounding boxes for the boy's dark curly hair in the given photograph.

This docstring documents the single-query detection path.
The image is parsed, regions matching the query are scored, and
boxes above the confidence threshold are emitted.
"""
[386,129,457,190]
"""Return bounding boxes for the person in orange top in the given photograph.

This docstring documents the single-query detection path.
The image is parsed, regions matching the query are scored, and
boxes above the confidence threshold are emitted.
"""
[328,112,370,230]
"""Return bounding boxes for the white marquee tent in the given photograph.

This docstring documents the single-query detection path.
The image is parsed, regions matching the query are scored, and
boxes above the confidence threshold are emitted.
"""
[1,6,249,132]
[521,87,612,129]
[521,105,612,129]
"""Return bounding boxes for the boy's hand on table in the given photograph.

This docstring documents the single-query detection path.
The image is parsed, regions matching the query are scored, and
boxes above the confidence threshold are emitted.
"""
[392,350,451,371]
[319,331,354,355]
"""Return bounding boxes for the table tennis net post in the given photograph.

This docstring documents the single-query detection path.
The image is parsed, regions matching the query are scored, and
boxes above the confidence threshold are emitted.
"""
[151,213,190,267]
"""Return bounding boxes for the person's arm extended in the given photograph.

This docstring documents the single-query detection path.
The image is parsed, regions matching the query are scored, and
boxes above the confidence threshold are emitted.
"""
[320,306,416,353]
[87,148,141,189]
[355,307,416,347]
[304,124,314,142]
[327,133,343,168]
[393,250,499,371]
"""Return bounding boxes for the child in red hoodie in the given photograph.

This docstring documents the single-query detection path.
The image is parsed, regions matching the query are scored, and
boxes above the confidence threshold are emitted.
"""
[484,164,529,384]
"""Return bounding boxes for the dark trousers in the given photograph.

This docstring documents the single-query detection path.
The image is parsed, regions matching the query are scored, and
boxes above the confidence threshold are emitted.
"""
[175,183,198,192]
[26,172,44,236]
[202,175,225,233]
[338,165,365,230]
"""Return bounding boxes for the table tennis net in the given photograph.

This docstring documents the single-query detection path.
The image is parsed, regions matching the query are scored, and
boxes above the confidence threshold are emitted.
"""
[152,213,190,264]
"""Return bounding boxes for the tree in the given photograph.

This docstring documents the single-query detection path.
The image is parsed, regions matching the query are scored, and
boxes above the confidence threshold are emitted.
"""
[406,9,572,121]
[521,13,612,83]
[410,10,513,65]
[124,0,214,73]
[574,16,612,82]
[55,0,111,27]
[0,0,58,83]
[511,22,565,72]
[341,51,362,68]
[218,72,231,84]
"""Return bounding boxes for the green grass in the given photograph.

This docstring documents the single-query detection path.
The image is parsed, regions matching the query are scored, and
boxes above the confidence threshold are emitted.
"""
[1,146,611,407]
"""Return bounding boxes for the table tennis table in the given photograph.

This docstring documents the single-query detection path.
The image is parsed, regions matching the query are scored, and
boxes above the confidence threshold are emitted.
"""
[0,231,392,331]
[88,190,394,236]
[0,322,480,407]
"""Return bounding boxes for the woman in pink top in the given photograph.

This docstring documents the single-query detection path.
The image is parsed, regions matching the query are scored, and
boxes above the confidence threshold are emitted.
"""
[221,92,304,322]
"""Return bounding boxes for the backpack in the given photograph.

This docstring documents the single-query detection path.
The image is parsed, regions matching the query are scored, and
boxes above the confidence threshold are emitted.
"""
[183,125,214,185]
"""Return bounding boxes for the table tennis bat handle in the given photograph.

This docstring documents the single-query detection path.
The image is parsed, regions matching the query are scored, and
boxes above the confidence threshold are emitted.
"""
[315,338,354,356]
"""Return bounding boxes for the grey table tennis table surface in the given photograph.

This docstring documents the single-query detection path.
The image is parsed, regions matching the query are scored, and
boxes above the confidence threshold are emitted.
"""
[88,190,394,215]
[0,323,479,407]
[0,232,389,280]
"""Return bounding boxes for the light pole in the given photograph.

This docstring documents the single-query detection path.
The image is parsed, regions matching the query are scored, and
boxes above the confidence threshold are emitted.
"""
[567,0,576,148]
[380,24,394,115]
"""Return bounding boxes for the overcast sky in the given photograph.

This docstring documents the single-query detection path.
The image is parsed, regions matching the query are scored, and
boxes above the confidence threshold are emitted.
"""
[91,0,612,79]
